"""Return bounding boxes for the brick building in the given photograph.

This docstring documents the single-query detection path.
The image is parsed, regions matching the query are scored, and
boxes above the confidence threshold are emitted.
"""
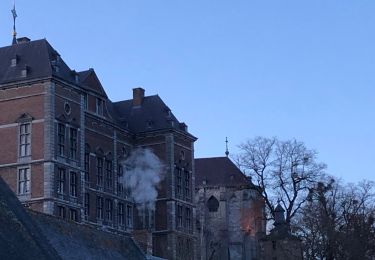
[195,157,266,260]
[0,37,196,260]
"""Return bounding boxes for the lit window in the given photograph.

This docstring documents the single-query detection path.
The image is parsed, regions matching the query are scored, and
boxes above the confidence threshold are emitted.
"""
[18,168,30,195]
[57,168,66,194]
[19,123,31,157]
[70,172,77,197]
[69,128,77,160]
[58,123,65,156]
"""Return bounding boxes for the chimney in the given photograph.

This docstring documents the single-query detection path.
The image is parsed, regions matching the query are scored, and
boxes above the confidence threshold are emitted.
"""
[17,37,31,44]
[133,88,145,106]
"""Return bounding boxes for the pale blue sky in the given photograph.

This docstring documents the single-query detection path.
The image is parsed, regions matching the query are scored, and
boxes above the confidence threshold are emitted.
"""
[0,1,373,182]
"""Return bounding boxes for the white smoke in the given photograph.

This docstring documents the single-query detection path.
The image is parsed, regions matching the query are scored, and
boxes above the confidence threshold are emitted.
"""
[119,148,164,211]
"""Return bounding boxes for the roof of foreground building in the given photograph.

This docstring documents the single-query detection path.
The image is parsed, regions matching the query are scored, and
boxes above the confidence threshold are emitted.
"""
[0,176,145,260]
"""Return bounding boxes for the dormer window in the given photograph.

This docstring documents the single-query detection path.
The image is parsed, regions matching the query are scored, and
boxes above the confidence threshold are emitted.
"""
[11,55,18,67]
[21,66,29,78]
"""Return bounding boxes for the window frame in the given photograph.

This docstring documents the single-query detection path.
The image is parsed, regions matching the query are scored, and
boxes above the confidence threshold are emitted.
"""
[18,167,30,195]
[19,123,31,157]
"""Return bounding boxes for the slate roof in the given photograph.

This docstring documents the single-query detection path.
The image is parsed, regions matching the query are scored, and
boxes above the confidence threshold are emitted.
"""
[0,38,195,138]
[195,157,255,187]
[0,39,77,85]
[0,176,145,260]
[0,177,61,260]
[113,95,193,135]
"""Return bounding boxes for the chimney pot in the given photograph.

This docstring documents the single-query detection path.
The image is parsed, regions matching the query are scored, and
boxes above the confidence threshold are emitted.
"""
[17,37,31,44]
[133,88,145,106]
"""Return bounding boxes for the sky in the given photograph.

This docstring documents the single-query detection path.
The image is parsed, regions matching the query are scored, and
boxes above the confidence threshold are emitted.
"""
[0,1,373,183]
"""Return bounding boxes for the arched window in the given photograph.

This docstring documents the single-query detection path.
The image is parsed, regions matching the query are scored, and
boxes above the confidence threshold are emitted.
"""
[207,196,219,212]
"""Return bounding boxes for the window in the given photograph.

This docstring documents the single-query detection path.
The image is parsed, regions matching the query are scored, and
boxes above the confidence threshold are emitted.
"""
[127,205,133,227]
[57,168,66,194]
[176,168,182,197]
[69,128,77,160]
[96,98,103,115]
[117,165,124,196]
[18,168,30,195]
[96,196,103,220]
[185,207,191,229]
[58,123,65,156]
[84,193,90,218]
[272,241,277,250]
[19,123,31,157]
[58,206,66,219]
[105,199,113,222]
[84,152,90,182]
[105,160,113,189]
[83,94,88,110]
[177,205,183,228]
[97,157,103,187]
[207,196,219,212]
[184,170,190,199]
[69,209,78,222]
[118,203,125,226]
[180,150,185,161]
[70,172,77,197]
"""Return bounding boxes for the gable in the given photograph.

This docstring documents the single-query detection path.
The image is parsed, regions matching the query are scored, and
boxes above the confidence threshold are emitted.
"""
[79,69,107,98]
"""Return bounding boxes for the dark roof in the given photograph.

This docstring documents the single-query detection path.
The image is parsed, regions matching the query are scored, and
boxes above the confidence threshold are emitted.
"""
[114,95,192,135]
[195,157,255,187]
[78,69,108,98]
[0,177,145,260]
[0,39,77,85]
[0,177,61,260]
[30,211,145,260]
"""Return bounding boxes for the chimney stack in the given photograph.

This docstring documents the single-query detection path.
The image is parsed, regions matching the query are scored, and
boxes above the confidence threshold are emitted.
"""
[133,88,145,106]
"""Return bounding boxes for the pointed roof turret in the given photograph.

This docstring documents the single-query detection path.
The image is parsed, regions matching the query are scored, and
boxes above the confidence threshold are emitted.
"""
[274,203,286,226]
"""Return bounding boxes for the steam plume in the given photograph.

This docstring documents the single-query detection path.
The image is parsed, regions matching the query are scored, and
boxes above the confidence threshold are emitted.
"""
[119,148,164,211]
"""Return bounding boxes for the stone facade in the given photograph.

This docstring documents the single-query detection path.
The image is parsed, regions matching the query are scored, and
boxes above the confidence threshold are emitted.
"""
[195,157,266,260]
[0,38,196,260]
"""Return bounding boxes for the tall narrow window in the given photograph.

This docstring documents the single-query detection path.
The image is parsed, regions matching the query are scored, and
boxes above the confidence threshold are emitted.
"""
[96,98,103,116]
[177,205,183,228]
[118,203,125,226]
[185,170,190,199]
[70,172,77,197]
[185,207,191,229]
[96,196,103,220]
[18,168,30,194]
[19,123,31,157]
[69,128,77,160]
[83,94,88,110]
[70,209,78,222]
[58,206,66,219]
[117,165,124,196]
[127,205,133,227]
[106,199,113,222]
[97,157,103,187]
[57,168,66,194]
[84,152,90,182]
[176,168,182,197]
[84,193,90,218]
[58,123,65,156]
[105,160,113,190]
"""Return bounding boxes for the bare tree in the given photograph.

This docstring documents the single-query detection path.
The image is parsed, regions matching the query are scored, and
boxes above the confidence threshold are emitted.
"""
[297,178,375,260]
[235,137,326,224]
